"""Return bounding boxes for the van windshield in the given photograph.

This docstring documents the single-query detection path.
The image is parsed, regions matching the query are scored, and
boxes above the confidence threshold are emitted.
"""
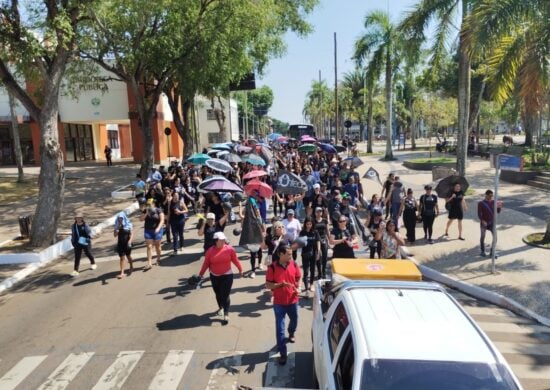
[360,359,519,390]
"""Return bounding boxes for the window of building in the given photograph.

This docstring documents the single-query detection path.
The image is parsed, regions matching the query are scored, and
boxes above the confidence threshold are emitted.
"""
[206,109,217,121]
[108,130,119,149]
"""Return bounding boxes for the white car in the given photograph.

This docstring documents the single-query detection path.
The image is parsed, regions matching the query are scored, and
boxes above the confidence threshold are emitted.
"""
[312,260,522,390]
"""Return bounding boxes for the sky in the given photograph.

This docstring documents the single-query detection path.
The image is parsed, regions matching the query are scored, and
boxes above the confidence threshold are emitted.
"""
[257,0,420,124]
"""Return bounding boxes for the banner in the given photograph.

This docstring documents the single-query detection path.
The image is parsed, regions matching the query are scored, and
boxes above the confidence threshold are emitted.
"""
[238,200,263,249]
[363,166,382,185]
[276,170,307,195]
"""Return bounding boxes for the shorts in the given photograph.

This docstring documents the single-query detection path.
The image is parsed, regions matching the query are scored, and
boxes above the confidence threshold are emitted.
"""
[448,208,463,220]
[144,228,163,241]
[116,242,132,257]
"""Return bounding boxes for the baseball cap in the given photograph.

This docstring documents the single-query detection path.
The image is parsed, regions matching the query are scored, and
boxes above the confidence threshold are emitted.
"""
[313,183,320,190]
[287,209,295,216]
[213,231,227,241]
[206,212,215,220]
[342,192,350,199]
[315,207,323,213]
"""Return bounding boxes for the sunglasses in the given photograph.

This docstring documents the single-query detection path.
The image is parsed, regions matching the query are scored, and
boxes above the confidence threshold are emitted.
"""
[339,220,347,223]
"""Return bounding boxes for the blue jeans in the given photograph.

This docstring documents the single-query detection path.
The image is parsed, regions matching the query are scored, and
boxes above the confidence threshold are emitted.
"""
[273,303,298,357]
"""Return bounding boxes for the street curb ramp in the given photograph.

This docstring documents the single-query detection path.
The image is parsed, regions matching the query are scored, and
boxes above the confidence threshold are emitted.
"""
[0,203,139,295]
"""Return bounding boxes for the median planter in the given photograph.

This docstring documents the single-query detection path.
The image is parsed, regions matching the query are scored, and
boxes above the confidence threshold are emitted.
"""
[403,159,456,171]
[500,170,538,184]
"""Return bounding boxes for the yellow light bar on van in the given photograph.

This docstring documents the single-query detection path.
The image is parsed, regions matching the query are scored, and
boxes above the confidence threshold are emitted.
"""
[331,259,422,281]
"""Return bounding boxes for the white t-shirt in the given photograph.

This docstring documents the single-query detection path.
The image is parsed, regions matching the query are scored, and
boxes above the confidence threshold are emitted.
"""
[283,218,302,242]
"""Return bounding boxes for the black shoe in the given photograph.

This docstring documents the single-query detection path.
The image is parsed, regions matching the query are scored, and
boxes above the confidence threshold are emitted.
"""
[278,355,287,365]
[480,251,487,257]
[288,334,295,343]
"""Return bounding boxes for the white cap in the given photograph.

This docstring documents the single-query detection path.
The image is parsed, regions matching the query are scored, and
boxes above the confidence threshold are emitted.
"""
[206,212,215,220]
[213,231,227,241]
[313,183,321,189]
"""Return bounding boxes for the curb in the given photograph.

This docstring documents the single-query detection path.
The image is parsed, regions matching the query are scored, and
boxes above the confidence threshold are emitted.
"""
[0,202,138,295]
[401,248,550,327]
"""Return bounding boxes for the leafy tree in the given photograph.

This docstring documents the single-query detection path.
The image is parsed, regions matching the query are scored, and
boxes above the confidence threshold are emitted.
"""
[303,79,333,138]
[249,86,274,119]
[271,118,289,133]
[400,0,475,176]
[463,0,549,147]
[341,68,367,143]
[354,10,403,160]
[0,0,94,247]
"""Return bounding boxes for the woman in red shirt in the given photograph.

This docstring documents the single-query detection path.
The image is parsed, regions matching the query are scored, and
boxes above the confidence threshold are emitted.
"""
[199,232,243,325]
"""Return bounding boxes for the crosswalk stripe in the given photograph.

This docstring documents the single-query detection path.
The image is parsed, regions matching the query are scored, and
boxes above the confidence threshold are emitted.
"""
[495,341,550,356]
[462,306,516,316]
[92,351,144,390]
[264,351,295,388]
[37,352,94,390]
[205,350,243,390]
[0,355,48,390]
[148,350,193,390]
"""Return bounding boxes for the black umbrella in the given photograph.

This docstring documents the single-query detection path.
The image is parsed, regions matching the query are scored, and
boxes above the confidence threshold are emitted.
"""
[334,145,347,153]
[435,175,470,198]
[276,170,307,195]
[259,145,273,164]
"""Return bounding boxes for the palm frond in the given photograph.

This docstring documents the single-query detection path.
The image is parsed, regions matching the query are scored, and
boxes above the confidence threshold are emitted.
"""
[429,5,455,71]
[364,10,390,31]
[399,0,458,42]
[353,31,384,63]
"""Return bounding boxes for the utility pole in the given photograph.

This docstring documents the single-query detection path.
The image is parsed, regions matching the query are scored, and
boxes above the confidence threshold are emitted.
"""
[244,91,249,139]
[334,32,339,143]
[319,70,323,138]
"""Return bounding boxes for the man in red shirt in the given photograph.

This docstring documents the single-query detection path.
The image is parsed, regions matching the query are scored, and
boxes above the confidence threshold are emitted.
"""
[199,232,243,325]
[266,243,302,365]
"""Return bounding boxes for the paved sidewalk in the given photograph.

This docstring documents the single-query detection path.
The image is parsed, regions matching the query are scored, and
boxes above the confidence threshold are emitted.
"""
[0,150,549,322]
[355,149,550,320]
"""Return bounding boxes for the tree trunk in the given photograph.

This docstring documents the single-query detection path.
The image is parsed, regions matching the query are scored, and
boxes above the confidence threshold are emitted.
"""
[468,80,485,133]
[544,220,550,242]
[384,50,393,160]
[367,90,374,154]
[411,98,417,150]
[456,15,471,177]
[129,79,155,179]
[523,95,538,147]
[212,96,226,141]
[182,98,194,156]
[8,89,24,182]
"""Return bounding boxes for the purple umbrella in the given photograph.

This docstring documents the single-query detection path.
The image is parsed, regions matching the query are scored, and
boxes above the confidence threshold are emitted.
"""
[319,143,337,153]
[201,179,243,193]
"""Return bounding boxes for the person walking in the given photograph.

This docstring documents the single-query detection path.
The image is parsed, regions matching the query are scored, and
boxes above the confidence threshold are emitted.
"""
[198,212,219,252]
[378,220,405,259]
[282,209,301,260]
[385,176,405,228]
[168,191,188,256]
[381,173,394,219]
[114,211,133,279]
[140,202,164,270]
[70,212,96,276]
[313,207,330,279]
[399,188,418,244]
[198,232,243,325]
[478,189,502,257]
[419,185,439,243]
[367,211,384,259]
[265,243,302,365]
[329,215,357,259]
[299,217,321,295]
[444,183,468,240]
[104,144,112,166]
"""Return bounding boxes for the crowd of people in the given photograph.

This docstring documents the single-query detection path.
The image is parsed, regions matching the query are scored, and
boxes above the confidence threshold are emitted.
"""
[68,135,504,365]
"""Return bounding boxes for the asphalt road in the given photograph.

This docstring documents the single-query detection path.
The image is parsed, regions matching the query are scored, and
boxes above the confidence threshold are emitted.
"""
[0,217,549,389]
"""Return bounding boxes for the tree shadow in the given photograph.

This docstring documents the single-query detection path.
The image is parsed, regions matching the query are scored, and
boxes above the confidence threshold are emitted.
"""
[206,351,269,374]
[156,312,218,330]
[72,269,145,287]
[0,268,74,296]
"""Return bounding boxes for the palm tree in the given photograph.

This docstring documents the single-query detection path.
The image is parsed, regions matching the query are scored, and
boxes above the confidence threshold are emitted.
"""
[354,11,402,160]
[342,68,367,143]
[463,0,549,148]
[400,0,474,176]
[303,80,332,138]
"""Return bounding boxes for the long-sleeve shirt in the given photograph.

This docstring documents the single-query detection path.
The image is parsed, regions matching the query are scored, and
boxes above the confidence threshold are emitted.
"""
[477,199,501,224]
[199,244,243,277]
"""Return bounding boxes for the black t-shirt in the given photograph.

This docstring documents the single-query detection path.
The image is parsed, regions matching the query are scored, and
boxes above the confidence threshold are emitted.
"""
[300,229,320,255]
[450,191,464,210]
[144,208,162,230]
[264,231,286,260]
[203,224,218,251]
[209,202,225,227]
[314,218,329,240]
[420,194,438,216]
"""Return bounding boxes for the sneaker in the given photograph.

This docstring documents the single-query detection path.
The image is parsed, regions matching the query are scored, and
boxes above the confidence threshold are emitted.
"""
[278,355,287,365]
[91,264,97,270]
[171,250,177,257]
[428,239,433,244]
[258,264,264,270]
[71,270,79,277]
[480,251,487,257]
[250,272,256,279]
[222,315,229,325]
[217,308,224,317]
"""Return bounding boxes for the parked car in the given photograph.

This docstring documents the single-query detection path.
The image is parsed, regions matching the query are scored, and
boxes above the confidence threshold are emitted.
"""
[312,259,522,390]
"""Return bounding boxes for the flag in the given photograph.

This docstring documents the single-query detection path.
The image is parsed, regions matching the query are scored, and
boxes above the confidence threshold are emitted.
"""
[363,166,382,185]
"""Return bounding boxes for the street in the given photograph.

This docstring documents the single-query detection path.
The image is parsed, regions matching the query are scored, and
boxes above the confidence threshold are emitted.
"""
[0,215,549,389]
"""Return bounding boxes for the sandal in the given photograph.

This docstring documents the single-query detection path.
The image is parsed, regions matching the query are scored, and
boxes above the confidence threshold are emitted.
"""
[458,237,465,240]
[117,274,125,279]
[143,264,152,271]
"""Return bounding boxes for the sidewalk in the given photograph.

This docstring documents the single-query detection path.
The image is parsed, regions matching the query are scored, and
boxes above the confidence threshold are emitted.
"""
[355,149,550,320]
[0,151,549,322]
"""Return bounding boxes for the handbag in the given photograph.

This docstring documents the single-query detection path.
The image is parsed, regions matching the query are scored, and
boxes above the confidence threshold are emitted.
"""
[445,202,452,212]
[75,225,89,246]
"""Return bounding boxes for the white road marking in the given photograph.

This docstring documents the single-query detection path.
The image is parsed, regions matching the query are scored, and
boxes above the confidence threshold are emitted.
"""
[206,351,244,390]
[37,352,94,390]
[92,350,144,390]
[264,351,295,388]
[148,350,193,390]
[0,355,48,390]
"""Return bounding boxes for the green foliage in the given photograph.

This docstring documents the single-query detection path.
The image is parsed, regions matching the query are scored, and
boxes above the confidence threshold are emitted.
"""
[271,118,289,133]
[248,86,274,117]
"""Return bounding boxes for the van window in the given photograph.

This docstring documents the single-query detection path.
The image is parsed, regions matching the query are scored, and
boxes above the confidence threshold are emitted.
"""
[334,333,355,390]
[329,302,349,358]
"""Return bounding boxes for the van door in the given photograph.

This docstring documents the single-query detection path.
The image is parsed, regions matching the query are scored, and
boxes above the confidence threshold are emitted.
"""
[321,300,350,389]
